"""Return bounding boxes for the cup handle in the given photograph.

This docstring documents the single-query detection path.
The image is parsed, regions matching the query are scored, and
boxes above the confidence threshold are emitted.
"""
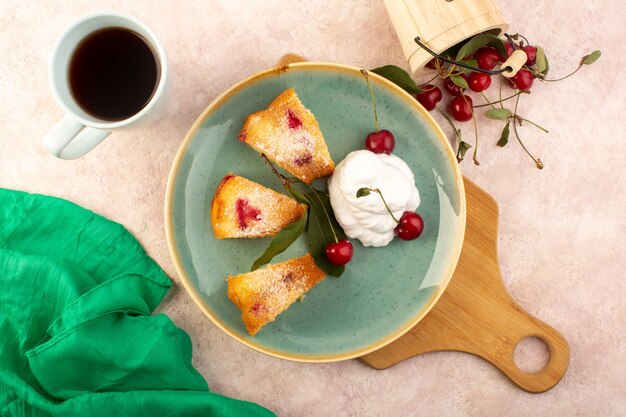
[43,115,111,159]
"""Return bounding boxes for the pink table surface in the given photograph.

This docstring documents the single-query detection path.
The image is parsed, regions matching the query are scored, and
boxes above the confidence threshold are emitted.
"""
[1,1,624,415]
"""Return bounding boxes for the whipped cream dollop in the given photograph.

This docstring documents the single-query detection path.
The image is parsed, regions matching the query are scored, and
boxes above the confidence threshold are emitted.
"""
[328,150,420,247]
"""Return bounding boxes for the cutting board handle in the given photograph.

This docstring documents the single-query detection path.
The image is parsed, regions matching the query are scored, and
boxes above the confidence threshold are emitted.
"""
[471,296,570,393]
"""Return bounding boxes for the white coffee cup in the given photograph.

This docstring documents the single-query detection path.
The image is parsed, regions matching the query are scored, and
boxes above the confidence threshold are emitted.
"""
[44,12,169,159]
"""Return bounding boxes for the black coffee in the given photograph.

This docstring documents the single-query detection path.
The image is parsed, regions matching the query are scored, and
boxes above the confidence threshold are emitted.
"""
[69,27,159,121]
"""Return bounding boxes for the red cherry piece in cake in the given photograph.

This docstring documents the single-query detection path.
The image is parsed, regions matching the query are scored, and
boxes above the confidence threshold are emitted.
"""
[294,153,313,166]
[366,129,395,154]
[239,132,247,142]
[287,109,302,129]
[325,239,353,265]
[250,303,262,316]
[235,198,262,229]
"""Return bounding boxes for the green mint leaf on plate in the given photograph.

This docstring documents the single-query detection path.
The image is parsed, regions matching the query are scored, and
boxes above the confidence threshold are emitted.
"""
[356,187,371,198]
[251,210,308,271]
[455,33,505,61]
[485,108,512,120]
[450,74,468,90]
[371,65,421,95]
[497,122,510,147]
[581,50,601,65]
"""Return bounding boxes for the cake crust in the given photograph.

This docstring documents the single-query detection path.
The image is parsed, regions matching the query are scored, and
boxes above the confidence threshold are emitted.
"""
[211,174,306,239]
[227,253,326,335]
[239,88,334,183]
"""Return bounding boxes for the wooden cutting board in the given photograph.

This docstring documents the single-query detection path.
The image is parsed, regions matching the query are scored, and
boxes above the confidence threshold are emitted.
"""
[359,177,569,393]
[277,54,570,393]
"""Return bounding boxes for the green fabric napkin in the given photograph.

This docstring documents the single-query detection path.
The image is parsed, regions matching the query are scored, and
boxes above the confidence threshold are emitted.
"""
[0,188,275,417]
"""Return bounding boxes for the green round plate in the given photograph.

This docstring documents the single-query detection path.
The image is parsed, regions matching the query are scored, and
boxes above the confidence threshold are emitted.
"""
[165,62,465,362]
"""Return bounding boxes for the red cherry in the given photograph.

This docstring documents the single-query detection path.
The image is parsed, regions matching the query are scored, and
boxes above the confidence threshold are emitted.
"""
[523,45,537,66]
[475,47,500,71]
[449,95,473,122]
[498,42,517,62]
[443,74,467,96]
[325,240,354,265]
[414,85,442,111]
[366,129,395,154]
[509,69,534,90]
[468,72,492,92]
[425,58,437,70]
[395,212,424,241]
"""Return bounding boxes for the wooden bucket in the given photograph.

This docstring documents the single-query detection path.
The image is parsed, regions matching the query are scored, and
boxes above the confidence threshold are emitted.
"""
[383,0,509,76]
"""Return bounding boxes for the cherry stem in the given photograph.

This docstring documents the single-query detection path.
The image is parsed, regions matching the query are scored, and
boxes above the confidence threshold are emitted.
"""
[474,91,529,108]
[538,64,582,82]
[512,95,543,169]
[361,70,379,132]
[261,154,291,187]
[518,117,549,133]
[515,33,530,46]
[366,188,399,223]
[436,106,464,161]
[417,73,439,88]
[498,77,504,109]
[261,154,340,243]
[463,95,480,165]
[480,92,497,110]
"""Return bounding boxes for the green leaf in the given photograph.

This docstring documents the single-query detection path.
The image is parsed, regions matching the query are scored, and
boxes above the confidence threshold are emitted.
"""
[287,187,309,205]
[450,74,468,90]
[536,46,547,74]
[251,211,308,271]
[457,141,472,162]
[287,185,348,277]
[581,50,601,65]
[457,59,478,74]
[455,33,506,61]
[371,65,420,95]
[356,188,371,198]
[485,108,512,120]
[497,122,510,147]
[302,189,347,277]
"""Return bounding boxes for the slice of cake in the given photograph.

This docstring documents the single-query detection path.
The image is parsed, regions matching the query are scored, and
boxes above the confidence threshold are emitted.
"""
[211,174,306,238]
[239,88,335,183]
[228,253,325,336]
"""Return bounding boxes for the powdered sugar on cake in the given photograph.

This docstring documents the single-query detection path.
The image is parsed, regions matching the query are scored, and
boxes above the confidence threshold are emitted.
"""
[239,88,335,183]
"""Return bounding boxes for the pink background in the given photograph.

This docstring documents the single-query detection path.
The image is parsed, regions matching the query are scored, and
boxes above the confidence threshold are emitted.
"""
[1,1,624,415]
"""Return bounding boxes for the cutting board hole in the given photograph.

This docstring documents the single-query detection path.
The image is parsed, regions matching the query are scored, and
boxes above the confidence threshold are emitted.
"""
[514,337,550,373]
